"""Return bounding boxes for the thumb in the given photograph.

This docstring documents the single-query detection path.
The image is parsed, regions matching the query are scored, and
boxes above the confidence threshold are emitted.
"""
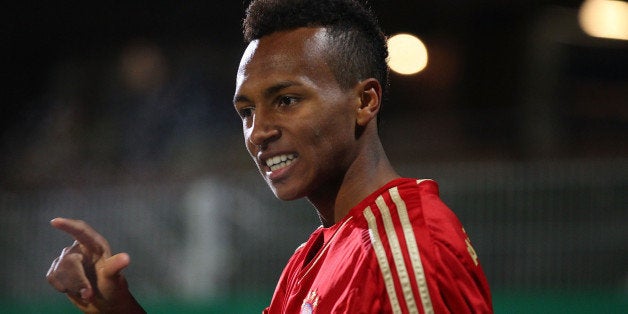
[68,253,134,311]
[102,253,131,278]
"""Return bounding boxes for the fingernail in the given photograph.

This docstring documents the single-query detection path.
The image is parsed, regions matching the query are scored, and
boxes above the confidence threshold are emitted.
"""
[80,288,89,300]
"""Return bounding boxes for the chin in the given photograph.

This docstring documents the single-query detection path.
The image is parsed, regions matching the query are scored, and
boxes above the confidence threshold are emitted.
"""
[269,184,305,201]
[272,190,303,201]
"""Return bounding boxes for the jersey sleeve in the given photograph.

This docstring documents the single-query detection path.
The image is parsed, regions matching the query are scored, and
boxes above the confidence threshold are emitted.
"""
[365,179,493,313]
[419,183,493,313]
[429,226,493,313]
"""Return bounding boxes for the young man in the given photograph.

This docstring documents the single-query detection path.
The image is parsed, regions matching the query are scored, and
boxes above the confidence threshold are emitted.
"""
[46,0,493,313]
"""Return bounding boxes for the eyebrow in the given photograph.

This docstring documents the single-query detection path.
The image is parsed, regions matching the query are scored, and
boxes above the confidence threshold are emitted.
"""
[233,81,301,105]
[233,94,249,105]
[264,81,298,98]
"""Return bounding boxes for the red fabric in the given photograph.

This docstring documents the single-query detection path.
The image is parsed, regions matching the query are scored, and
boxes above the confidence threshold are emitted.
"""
[264,178,493,313]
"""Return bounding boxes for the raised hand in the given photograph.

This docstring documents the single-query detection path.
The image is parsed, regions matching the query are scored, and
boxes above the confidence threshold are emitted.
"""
[46,218,145,313]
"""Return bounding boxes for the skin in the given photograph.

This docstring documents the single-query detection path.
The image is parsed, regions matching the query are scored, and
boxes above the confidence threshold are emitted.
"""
[46,26,398,312]
[234,27,399,226]
[46,218,145,313]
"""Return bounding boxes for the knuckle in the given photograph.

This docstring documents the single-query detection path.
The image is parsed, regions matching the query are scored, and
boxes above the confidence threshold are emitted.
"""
[46,258,59,277]
[61,246,72,255]
[45,271,55,283]
[46,271,66,292]
[64,252,85,264]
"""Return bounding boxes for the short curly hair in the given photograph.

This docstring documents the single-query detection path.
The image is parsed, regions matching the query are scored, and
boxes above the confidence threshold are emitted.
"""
[243,0,389,96]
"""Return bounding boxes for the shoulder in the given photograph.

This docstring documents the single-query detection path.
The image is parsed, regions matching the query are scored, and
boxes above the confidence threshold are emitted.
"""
[353,178,492,312]
[388,179,466,243]
[395,179,479,267]
[357,178,457,236]
[399,179,493,311]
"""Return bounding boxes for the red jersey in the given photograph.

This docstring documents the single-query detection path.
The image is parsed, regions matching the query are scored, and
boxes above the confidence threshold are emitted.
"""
[264,178,492,313]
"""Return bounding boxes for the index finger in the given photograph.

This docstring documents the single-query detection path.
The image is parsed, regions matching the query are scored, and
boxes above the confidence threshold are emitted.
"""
[50,218,111,257]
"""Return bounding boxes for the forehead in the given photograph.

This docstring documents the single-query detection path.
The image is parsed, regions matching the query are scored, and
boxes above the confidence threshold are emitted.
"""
[235,27,334,90]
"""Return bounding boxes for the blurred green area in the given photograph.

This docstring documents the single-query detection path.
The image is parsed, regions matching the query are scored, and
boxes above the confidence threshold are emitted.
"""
[492,290,627,314]
[4,290,626,313]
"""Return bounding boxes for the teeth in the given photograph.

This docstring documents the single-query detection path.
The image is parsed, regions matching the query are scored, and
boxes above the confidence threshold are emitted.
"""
[266,154,296,171]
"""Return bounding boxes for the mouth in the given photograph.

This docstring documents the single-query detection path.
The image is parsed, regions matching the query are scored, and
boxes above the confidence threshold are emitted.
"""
[265,153,298,172]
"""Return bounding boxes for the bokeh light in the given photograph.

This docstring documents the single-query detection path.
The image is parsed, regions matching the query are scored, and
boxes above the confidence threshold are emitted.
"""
[579,0,628,40]
[387,33,429,75]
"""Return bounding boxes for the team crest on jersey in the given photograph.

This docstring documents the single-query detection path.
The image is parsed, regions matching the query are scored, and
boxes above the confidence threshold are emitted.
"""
[301,290,320,314]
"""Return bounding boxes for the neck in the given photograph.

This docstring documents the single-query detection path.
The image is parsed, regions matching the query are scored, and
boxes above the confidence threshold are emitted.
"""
[307,138,399,227]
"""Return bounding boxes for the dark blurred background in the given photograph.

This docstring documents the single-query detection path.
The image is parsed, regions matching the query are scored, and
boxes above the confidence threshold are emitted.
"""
[2,1,626,313]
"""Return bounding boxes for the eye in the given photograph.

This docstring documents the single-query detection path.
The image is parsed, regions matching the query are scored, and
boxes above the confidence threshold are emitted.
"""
[238,106,254,119]
[277,95,299,107]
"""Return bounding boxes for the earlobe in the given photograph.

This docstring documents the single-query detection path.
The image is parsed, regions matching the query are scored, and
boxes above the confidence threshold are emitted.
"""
[356,78,382,126]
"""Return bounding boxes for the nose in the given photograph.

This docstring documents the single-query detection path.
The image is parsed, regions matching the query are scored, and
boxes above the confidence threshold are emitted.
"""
[247,111,280,150]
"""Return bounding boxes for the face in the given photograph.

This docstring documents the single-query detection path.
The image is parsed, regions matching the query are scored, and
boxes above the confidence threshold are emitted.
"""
[233,27,361,201]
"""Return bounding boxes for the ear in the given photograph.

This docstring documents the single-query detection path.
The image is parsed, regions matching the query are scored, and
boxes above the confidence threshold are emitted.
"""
[355,78,383,127]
